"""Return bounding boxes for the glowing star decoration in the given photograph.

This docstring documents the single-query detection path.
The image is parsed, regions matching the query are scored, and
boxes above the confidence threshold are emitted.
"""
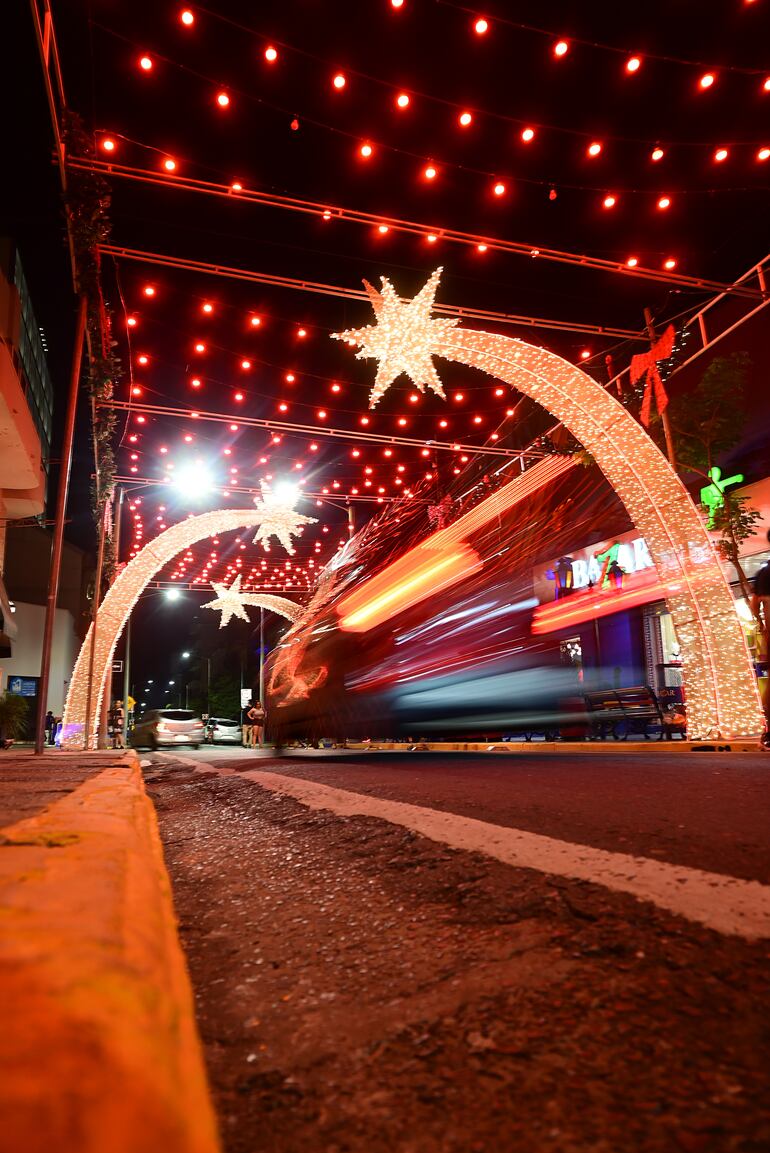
[251,486,317,554]
[332,267,458,408]
[202,575,252,628]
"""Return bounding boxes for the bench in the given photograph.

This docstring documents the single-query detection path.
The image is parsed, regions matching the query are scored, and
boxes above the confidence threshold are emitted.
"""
[583,685,665,741]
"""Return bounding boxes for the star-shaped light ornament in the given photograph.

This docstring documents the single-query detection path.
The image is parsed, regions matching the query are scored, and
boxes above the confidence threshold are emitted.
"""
[251,485,317,554]
[202,574,252,628]
[332,267,459,408]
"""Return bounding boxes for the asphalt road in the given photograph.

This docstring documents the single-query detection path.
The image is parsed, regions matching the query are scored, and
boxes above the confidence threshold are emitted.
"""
[160,745,770,884]
[144,747,770,1153]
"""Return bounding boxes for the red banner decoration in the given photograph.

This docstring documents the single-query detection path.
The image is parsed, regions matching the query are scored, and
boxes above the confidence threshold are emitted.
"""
[630,324,675,427]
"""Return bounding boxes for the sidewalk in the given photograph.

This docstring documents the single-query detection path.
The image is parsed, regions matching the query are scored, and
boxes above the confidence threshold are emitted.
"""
[0,749,220,1153]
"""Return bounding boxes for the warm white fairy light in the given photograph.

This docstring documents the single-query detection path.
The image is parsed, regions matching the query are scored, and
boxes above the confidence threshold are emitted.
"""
[334,269,764,739]
[203,574,302,629]
[61,506,307,748]
[331,267,459,408]
[251,484,317,554]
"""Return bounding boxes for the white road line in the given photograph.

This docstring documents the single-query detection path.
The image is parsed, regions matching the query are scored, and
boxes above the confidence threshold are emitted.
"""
[150,753,770,941]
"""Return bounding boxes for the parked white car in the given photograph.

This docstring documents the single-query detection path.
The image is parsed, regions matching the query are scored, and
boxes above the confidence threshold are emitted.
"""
[205,716,242,744]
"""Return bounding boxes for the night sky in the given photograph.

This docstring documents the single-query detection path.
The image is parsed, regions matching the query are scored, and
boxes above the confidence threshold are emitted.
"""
[5,0,770,698]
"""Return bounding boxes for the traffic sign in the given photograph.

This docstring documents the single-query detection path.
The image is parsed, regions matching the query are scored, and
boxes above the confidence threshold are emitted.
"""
[112,660,123,673]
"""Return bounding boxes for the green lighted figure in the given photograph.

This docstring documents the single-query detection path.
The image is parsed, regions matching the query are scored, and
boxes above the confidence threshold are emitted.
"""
[700,466,743,529]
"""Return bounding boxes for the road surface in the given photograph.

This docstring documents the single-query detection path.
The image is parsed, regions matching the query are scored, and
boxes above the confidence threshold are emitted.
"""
[144,746,770,1153]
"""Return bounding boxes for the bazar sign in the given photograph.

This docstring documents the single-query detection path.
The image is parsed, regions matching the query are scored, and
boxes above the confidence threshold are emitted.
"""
[543,534,654,597]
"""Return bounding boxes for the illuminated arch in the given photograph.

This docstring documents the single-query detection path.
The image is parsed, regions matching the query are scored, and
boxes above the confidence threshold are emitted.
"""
[438,329,762,738]
[62,510,302,747]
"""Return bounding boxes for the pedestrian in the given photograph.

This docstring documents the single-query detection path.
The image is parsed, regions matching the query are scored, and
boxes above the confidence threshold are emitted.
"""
[247,700,265,748]
[111,701,125,749]
[242,700,253,747]
[750,529,770,749]
[45,710,55,745]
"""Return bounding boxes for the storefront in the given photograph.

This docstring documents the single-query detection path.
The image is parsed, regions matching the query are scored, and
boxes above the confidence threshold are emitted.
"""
[533,475,770,713]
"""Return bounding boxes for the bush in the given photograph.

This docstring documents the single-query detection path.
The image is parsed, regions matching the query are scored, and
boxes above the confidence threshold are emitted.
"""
[0,693,29,743]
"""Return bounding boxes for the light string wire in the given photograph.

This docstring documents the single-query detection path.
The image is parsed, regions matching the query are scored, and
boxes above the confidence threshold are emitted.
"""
[71,159,761,298]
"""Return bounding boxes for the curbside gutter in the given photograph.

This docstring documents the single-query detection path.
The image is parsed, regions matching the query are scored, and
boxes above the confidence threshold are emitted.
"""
[0,751,221,1153]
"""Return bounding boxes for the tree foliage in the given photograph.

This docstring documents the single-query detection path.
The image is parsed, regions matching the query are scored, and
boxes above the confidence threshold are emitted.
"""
[667,353,751,476]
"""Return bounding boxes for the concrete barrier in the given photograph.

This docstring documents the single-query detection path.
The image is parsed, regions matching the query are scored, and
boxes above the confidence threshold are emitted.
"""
[0,752,221,1153]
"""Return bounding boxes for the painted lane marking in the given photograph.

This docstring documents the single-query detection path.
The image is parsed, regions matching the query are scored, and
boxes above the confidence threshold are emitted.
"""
[154,753,770,941]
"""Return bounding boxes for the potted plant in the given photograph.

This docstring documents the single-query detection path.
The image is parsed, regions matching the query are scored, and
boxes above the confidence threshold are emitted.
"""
[0,693,29,749]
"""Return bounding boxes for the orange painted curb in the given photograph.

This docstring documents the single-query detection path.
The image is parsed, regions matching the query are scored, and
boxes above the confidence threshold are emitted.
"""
[0,752,221,1153]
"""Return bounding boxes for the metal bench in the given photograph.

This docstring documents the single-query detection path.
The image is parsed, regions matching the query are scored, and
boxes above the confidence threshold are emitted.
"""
[583,685,665,741]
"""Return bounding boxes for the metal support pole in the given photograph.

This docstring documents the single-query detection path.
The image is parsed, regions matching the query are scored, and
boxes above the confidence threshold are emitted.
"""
[84,502,108,749]
[347,500,355,537]
[98,485,124,748]
[206,656,211,717]
[35,296,87,755]
[644,307,678,473]
[122,612,131,747]
[259,608,265,746]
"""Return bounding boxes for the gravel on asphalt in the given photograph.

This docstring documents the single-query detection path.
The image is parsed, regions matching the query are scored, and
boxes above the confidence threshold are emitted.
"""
[145,762,770,1153]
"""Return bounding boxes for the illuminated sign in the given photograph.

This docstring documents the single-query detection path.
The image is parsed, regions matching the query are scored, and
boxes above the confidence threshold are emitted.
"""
[542,533,654,600]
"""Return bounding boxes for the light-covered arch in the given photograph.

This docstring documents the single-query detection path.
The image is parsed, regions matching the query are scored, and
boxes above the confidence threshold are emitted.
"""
[62,510,302,747]
[439,329,763,739]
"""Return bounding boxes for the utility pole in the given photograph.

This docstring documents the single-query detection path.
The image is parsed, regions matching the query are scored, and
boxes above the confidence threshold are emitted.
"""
[644,307,678,473]
[122,612,131,748]
[35,296,87,754]
[98,485,124,748]
[83,501,109,749]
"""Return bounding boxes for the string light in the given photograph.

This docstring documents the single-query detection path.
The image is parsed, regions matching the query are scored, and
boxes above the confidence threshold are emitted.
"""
[764,77,770,93]
[521,127,535,142]
[359,142,373,157]
[587,141,602,157]
[216,91,230,107]
[651,147,665,161]
[553,40,569,57]
[626,56,641,73]
[459,111,473,127]
[424,164,438,179]
[714,147,728,162]
[139,55,153,71]
[626,256,639,267]
[602,194,617,208]
[163,157,177,172]
[396,92,410,108]
[758,147,770,161]
[657,195,671,209]
[493,181,506,196]
[332,73,346,89]
[264,45,278,62]
[699,72,715,89]
[663,258,677,269]
[101,137,116,153]
[180,9,194,26]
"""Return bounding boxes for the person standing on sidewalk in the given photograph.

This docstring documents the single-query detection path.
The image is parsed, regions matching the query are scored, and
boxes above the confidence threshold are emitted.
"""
[45,710,55,745]
[247,700,265,748]
[750,530,770,749]
[242,700,253,747]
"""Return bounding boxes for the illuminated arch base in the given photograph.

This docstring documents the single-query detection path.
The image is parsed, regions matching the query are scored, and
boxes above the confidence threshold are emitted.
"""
[437,329,763,739]
[62,510,302,748]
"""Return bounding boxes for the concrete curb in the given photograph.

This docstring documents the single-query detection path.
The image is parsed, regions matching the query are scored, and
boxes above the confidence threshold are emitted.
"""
[0,751,221,1153]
